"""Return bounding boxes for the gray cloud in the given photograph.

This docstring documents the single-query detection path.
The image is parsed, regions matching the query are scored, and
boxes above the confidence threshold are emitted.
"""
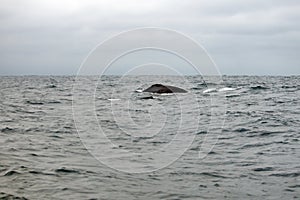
[0,0,299,75]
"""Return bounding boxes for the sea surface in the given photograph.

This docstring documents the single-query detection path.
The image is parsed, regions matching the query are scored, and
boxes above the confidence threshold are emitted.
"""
[0,75,299,199]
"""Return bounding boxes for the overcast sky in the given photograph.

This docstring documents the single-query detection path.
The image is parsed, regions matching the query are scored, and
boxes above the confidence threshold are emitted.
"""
[0,0,299,75]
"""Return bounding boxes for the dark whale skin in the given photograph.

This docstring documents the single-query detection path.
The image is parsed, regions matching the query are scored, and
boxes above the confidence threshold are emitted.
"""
[143,84,187,93]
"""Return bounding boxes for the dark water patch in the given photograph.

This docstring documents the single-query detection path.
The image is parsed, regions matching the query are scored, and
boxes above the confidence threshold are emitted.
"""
[130,109,149,113]
[201,82,218,86]
[208,151,217,155]
[233,128,250,133]
[226,94,240,98]
[25,86,36,90]
[284,188,295,192]
[25,127,43,132]
[274,140,290,145]
[226,110,252,116]
[237,162,258,167]
[0,127,14,133]
[28,170,56,176]
[55,168,81,174]
[50,129,72,134]
[45,84,57,88]
[63,125,73,129]
[150,141,168,145]
[288,185,300,188]
[274,100,285,104]
[219,136,235,140]
[0,119,14,123]
[139,96,155,100]
[199,184,207,188]
[259,131,283,136]
[281,85,296,89]
[59,98,72,102]
[26,100,44,105]
[0,192,28,200]
[200,172,229,179]
[169,170,231,179]
[46,100,61,104]
[49,135,64,139]
[244,131,260,137]
[270,172,300,177]
[190,147,199,151]
[253,167,274,172]
[191,87,203,90]
[250,85,269,90]
[240,142,272,149]
[196,131,207,135]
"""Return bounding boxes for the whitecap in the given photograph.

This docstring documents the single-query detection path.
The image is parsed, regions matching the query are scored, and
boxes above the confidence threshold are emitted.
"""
[135,89,143,93]
[107,98,121,101]
[203,88,217,94]
[218,87,236,92]
[159,93,174,96]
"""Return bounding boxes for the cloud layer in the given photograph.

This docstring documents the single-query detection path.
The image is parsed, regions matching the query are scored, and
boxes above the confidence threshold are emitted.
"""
[0,0,299,75]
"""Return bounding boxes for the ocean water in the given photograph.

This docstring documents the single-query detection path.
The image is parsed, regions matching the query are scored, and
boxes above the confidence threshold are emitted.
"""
[0,75,299,199]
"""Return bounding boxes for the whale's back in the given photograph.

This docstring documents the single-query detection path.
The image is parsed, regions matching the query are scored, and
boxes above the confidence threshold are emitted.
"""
[143,84,187,93]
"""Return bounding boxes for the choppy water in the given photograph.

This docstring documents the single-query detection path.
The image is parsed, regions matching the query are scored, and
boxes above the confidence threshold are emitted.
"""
[0,76,299,199]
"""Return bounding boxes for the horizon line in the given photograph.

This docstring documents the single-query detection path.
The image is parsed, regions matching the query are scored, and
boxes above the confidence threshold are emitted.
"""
[0,74,299,77]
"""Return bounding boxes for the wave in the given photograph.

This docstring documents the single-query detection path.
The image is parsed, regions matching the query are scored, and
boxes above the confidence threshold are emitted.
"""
[3,170,20,176]
[226,94,240,98]
[45,84,57,88]
[233,127,250,132]
[46,100,61,104]
[55,167,81,174]
[28,170,56,176]
[250,85,269,90]
[0,192,28,200]
[252,167,274,172]
[281,85,296,89]
[26,100,44,105]
[0,127,14,133]
[270,172,300,177]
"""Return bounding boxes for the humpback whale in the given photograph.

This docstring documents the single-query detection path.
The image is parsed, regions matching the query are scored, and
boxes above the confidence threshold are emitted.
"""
[143,84,187,93]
